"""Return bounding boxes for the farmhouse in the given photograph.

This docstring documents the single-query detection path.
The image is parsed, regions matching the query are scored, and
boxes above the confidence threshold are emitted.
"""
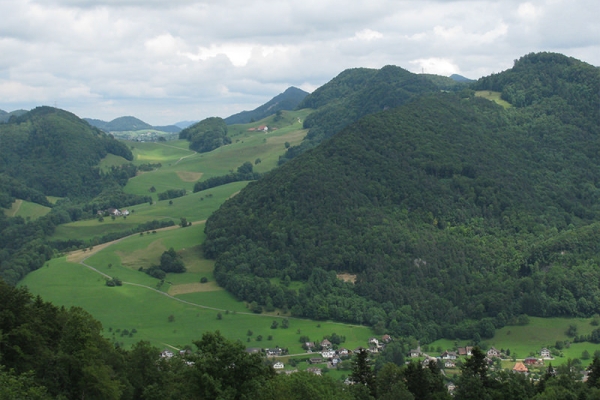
[513,362,528,374]
[541,348,551,358]
[273,362,284,369]
[309,357,324,364]
[266,348,282,356]
[321,339,332,349]
[524,357,538,365]
[487,347,500,357]
[306,367,322,375]
[458,346,473,356]
[321,350,335,358]
[441,351,457,360]
[409,348,421,358]
[445,360,456,368]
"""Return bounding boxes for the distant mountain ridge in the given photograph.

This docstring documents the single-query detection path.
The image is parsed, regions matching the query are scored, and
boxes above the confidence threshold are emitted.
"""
[85,116,181,133]
[224,86,309,125]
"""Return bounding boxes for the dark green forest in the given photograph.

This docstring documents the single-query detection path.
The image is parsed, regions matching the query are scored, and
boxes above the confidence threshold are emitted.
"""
[179,117,230,152]
[203,53,600,342]
[3,280,600,400]
[279,65,468,163]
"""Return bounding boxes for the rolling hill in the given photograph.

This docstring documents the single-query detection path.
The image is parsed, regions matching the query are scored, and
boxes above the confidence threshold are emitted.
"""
[203,52,600,342]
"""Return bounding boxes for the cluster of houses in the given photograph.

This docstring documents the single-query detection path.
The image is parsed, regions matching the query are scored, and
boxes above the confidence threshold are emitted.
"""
[410,345,553,373]
[97,208,130,217]
[253,335,393,374]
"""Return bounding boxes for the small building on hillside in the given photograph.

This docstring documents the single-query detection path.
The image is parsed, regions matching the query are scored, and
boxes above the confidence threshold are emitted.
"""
[273,362,284,369]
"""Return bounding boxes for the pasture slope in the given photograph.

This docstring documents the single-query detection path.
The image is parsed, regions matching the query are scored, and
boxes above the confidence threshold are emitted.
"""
[20,221,374,353]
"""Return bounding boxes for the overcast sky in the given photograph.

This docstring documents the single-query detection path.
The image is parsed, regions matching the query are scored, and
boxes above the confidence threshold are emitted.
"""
[1,0,598,125]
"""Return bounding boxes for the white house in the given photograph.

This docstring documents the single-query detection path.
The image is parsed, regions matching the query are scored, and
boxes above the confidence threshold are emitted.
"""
[487,347,500,357]
[273,362,284,369]
[322,350,335,358]
[541,348,551,358]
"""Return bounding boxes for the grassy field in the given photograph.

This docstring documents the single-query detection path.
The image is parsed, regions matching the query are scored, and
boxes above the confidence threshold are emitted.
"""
[475,91,512,109]
[51,181,247,243]
[428,317,600,366]
[3,199,51,219]
[121,110,310,200]
[21,221,373,351]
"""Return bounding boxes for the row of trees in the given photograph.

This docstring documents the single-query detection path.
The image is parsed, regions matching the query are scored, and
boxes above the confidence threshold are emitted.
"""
[193,161,263,192]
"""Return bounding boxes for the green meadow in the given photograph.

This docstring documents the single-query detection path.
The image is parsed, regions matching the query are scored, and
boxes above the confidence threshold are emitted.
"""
[3,199,51,219]
[21,221,373,351]
[121,109,310,200]
[51,181,248,243]
[475,90,512,109]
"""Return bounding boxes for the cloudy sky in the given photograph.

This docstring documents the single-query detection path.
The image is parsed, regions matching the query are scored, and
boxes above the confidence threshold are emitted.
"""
[1,0,598,125]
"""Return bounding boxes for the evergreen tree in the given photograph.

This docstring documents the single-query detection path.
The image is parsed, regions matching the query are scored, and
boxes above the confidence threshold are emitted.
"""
[350,348,376,397]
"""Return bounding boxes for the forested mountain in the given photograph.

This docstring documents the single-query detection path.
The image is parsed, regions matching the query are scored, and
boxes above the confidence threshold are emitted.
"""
[279,66,469,163]
[0,107,152,284]
[0,106,133,199]
[224,86,309,125]
[203,53,600,343]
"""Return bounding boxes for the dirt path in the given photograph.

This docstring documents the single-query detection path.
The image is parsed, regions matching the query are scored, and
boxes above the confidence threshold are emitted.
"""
[6,199,23,217]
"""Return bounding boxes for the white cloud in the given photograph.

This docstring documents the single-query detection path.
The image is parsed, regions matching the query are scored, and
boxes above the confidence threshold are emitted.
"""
[354,29,383,41]
[0,0,597,124]
[410,58,460,76]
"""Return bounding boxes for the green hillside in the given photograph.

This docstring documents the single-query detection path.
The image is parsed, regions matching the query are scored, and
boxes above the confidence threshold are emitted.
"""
[203,53,600,343]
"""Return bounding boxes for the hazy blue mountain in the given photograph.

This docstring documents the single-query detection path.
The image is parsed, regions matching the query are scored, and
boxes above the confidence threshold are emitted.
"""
[0,109,29,123]
[85,116,180,133]
[451,73,474,82]
[174,120,199,129]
